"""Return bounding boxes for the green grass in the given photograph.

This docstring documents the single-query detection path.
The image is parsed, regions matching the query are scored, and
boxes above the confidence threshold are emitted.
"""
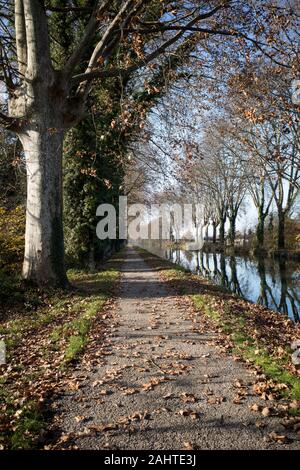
[10,402,45,450]
[193,293,300,404]
[62,297,107,363]
[49,269,118,364]
[0,265,120,449]
[64,335,86,363]
[159,261,300,408]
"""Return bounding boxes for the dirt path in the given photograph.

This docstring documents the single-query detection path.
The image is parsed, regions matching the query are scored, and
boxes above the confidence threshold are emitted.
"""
[52,247,300,450]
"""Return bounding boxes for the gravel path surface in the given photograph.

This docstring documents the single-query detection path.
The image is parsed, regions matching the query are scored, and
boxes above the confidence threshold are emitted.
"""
[53,247,300,450]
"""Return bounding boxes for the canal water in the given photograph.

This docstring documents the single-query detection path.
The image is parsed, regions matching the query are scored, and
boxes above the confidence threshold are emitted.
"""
[140,245,300,322]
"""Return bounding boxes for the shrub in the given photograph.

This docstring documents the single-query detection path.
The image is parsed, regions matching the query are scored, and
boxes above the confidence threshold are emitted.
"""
[0,205,25,273]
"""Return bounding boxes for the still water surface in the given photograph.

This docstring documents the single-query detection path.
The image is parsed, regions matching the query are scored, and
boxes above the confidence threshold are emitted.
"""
[143,246,300,322]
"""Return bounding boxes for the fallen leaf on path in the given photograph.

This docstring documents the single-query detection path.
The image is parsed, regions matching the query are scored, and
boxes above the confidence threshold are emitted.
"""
[92,380,103,388]
[268,431,288,443]
[250,403,260,412]
[233,396,242,404]
[234,380,244,388]
[180,392,197,403]
[178,409,190,416]
[122,388,139,395]
[255,421,267,429]
[261,407,270,417]
[163,393,175,400]
[207,396,226,405]
[74,415,86,423]
[184,441,196,450]
[99,389,112,396]
[67,381,80,391]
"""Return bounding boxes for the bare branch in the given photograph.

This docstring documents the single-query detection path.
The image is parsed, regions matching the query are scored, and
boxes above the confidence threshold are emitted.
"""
[15,0,27,76]
[86,0,136,73]
[72,12,213,85]
[45,5,93,13]
[63,0,111,78]
[0,111,22,132]
[23,0,52,76]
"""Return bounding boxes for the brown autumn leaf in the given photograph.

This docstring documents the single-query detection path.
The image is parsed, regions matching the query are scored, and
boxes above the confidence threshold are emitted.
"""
[117,416,131,426]
[234,380,244,388]
[92,380,103,388]
[255,421,267,429]
[100,423,118,432]
[67,381,80,391]
[58,433,72,443]
[178,409,190,416]
[122,388,139,396]
[261,407,270,417]
[99,389,111,396]
[184,441,196,450]
[233,396,242,404]
[289,400,300,409]
[250,403,260,412]
[180,392,197,403]
[207,396,225,405]
[141,383,153,391]
[74,415,86,423]
[163,393,175,400]
[268,431,288,443]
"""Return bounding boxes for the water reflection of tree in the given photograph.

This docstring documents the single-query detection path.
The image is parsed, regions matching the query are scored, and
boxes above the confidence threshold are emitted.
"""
[257,257,300,321]
[257,257,277,308]
[219,254,229,288]
[174,248,181,265]
[213,253,219,281]
[278,259,300,321]
[195,251,210,277]
[166,245,300,322]
[228,256,244,297]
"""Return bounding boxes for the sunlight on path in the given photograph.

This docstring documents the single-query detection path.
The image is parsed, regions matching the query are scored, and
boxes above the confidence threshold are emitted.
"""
[53,248,300,450]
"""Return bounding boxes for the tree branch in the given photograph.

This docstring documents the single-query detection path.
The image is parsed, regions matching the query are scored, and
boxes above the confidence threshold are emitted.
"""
[15,0,27,76]
[63,0,111,78]
[0,111,23,132]
[23,0,52,76]
[72,12,214,85]
[85,0,136,74]
[45,6,93,13]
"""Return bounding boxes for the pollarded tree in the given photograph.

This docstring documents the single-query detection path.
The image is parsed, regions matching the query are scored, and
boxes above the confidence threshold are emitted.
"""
[0,1,298,285]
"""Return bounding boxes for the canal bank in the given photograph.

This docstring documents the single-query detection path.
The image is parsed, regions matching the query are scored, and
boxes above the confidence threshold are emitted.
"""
[136,246,300,409]
[139,244,300,322]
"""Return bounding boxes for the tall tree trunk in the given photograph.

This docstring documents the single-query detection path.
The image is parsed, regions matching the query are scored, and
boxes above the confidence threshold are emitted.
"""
[219,217,226,244]
[277,211,285,250]
[212,221,217,244]
[228,215,236,246]
[256,208,265,247]
[19,126,68,286]
[205,224,209,242]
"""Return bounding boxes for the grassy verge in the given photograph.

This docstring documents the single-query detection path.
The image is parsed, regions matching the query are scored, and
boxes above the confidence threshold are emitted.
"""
[0,258,121,449]
[192,294,300,403]
[137,248,300,408]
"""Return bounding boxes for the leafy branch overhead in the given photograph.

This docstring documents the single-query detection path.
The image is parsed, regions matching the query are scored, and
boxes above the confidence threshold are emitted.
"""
[0,0,298,130]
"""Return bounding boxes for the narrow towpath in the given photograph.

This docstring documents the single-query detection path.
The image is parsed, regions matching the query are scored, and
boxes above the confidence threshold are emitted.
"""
[52,247,300,450]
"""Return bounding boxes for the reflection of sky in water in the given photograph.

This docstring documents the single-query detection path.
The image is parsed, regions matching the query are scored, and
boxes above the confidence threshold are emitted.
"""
[147,247,300,322]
